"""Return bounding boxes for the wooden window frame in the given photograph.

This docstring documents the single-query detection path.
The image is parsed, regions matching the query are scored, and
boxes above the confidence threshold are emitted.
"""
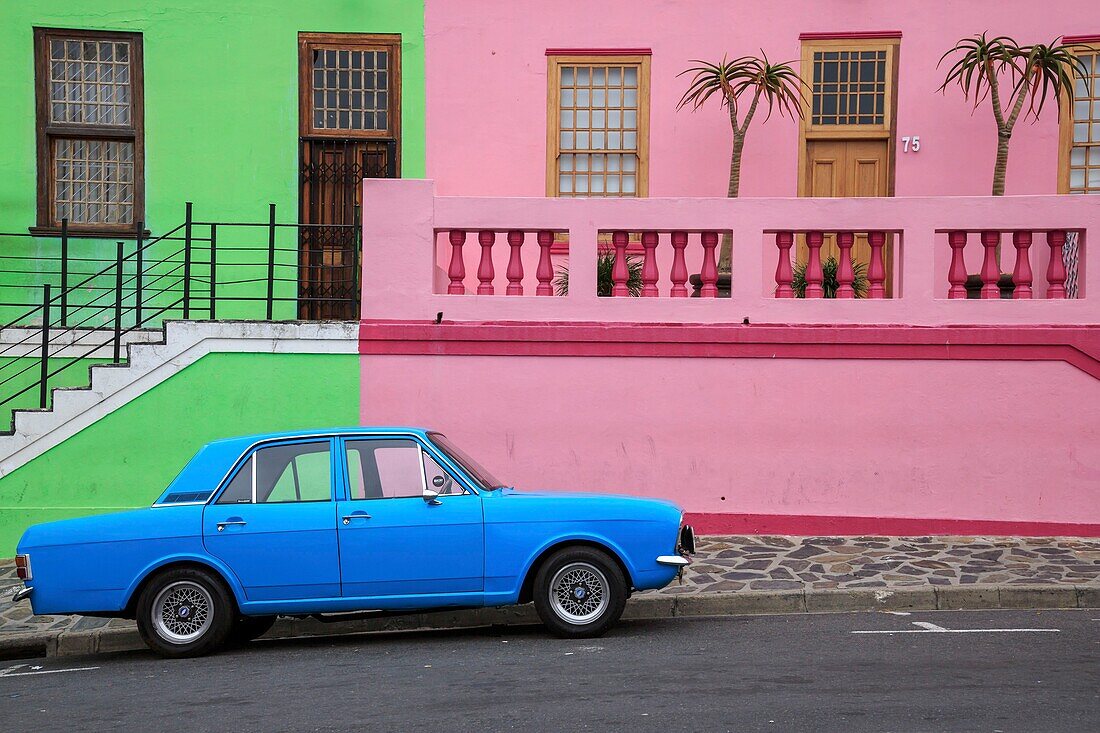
[1058,39,1100,194]
[545,53,651,197]
[32,27,145,238]
[297,32,401,156]
[797,36,900,197]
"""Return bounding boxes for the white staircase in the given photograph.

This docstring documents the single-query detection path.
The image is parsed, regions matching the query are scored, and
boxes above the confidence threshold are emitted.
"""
[0,321,358,478]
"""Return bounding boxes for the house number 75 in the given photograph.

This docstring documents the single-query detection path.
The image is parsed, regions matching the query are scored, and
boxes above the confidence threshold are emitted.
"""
[901,135,921,153]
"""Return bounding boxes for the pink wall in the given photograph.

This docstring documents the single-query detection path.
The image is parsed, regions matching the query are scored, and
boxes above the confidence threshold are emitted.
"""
[425,0,1100,198]
[361,352,1100,531]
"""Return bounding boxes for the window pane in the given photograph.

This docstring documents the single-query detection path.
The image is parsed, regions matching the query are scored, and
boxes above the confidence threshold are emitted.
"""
[811,47,887,126]
[423,451,466,495]
[255,442,331,503]
[217,457,253,504]
[554,61,644,197]
[311,43,391,131]
[345,439,424,499]
[48,35,132,125]
[1071,147,1086,166]
[53,138,134,225]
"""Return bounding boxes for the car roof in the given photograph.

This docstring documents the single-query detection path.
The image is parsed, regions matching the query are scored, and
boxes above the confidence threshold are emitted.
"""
[204,426,435,451]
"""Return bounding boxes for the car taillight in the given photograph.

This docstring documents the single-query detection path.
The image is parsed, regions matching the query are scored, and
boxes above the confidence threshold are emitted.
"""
[15,554,31,581]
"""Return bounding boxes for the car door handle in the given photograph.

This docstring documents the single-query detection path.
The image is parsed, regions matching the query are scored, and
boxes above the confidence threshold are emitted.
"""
[216,520,247,531]
[342,513,372,525]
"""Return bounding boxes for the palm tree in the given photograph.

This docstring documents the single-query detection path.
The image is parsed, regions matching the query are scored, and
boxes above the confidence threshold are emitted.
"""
[938,34,1087,195]
[678,53,805,271]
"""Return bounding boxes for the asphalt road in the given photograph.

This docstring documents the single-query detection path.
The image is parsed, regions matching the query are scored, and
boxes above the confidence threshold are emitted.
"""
[0,609,1096,732]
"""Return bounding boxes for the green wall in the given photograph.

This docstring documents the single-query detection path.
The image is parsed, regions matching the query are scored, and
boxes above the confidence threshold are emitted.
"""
[0,351,360,553]
[0,0,426,321]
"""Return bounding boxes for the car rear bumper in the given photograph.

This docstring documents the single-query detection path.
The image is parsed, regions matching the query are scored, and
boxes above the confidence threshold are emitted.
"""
[11,586,32,603]
[656,555,690,567]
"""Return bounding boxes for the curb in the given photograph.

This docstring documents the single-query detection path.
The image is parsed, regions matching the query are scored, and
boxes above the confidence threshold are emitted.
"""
[3,583,1096,660]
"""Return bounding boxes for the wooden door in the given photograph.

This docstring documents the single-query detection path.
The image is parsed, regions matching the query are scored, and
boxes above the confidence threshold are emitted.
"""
[802,139,891,292]
[298,33,400,320]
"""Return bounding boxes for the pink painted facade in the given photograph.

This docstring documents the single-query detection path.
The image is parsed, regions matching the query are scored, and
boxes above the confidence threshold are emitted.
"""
[359,180,1100,535]
[424,0,1100,198]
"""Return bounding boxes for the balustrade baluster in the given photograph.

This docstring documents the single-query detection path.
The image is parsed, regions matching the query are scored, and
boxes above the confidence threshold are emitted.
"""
[805,231,825,298]
[611,230,629,296]
[506,231,524,296]
[836,231,855,299]
[669,231,689,297]
[641,231,659,297]
[947,231,968,299]
[477,230,496,295]
[774,231,794,298]
[979,231,1001,299]
[1011,231,1033,300]
[867,231,887,299]
[699,231,719,298]
[536,230,554,295]
[1046,230,1067,299]
[447,230,466,295]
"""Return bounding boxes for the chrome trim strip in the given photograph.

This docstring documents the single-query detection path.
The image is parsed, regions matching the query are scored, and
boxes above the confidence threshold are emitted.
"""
[656,555,690,567]
[12,586,32,603]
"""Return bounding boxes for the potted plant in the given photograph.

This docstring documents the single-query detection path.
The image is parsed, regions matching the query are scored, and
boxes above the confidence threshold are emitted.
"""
[791,257,868,298]
[553,249,644,297]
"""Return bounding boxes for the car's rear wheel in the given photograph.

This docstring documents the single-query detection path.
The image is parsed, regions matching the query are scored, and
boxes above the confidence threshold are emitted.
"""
[136,567,234,658]
[228,615,277,646]
[533,546,627,638]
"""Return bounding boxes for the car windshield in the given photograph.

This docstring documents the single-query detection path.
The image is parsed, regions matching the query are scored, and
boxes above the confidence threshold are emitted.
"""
[429,433,506,490]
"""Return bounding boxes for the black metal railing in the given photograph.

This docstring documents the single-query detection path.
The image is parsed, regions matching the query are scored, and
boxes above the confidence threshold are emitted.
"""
[0,202,361,426]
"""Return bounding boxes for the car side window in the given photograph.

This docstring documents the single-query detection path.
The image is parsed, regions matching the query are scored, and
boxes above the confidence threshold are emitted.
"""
[216,441,332,504]
[346,439,459,500]
[423,450,467,495]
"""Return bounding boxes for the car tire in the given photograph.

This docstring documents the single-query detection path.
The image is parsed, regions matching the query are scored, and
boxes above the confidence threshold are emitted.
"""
[533,546,628,638]
[135,567,235,658]
[228,615,277,646]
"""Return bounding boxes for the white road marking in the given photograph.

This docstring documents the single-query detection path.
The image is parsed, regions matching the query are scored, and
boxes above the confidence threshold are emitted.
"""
[853,620,1059,635]
[0,665,99,678]
[881,611,911,616]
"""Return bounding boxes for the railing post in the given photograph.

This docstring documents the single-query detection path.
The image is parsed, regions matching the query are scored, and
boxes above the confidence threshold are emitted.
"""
[611,231,629,296]
[477,230,496,295]
[183,202,193,318]
[640,231,659,297]
[447,230,466,295]
[979,231,1000,299]
[506,231,524,296]
[773,231,794,298]
[536,231,554,296]
[669,231,689,298]
[836,231,855,299]
[947,231,968,299]
[113,241,124,364]
[867,231,887,299]
[1046,230,1067,299]
[59,218,69,327]
[209,223,218,319]
[39,284,50,409]
[699,231,719,298]
[134,220,144,327]
[266,203,276,319]
[805,231,825,298]
[1011,230,1033,300]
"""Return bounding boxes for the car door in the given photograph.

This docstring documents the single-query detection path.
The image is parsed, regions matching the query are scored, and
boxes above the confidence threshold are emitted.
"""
[336,436,484,602]
[203,438,341,602]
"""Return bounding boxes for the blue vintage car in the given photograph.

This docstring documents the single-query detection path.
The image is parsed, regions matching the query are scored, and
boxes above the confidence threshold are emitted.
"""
[12,428,694,657]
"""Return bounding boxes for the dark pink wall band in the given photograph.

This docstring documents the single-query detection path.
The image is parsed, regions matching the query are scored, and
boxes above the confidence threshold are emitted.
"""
[359,321,1100,381]
[685,512,1100,538]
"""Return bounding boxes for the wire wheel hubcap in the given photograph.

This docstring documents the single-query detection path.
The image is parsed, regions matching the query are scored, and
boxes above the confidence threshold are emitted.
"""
[152,581,213,644]
[549,562,609,624]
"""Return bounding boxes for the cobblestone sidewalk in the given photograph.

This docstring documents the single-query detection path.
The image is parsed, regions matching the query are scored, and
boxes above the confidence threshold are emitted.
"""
[3,535,1098,639]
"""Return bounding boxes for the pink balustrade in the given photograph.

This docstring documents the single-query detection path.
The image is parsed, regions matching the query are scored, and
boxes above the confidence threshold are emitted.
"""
[368,180,1096,326]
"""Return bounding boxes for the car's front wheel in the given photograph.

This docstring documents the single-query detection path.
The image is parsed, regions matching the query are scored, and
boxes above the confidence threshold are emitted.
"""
[533,546,627,638]
[136,567,235,658]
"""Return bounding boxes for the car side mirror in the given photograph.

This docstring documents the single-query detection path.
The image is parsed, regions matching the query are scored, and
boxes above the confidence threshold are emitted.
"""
[423,486,442,505]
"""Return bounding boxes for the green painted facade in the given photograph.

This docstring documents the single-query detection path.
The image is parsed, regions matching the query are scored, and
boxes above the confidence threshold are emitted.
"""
[0,0,426,322]
[0,351,360,553]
